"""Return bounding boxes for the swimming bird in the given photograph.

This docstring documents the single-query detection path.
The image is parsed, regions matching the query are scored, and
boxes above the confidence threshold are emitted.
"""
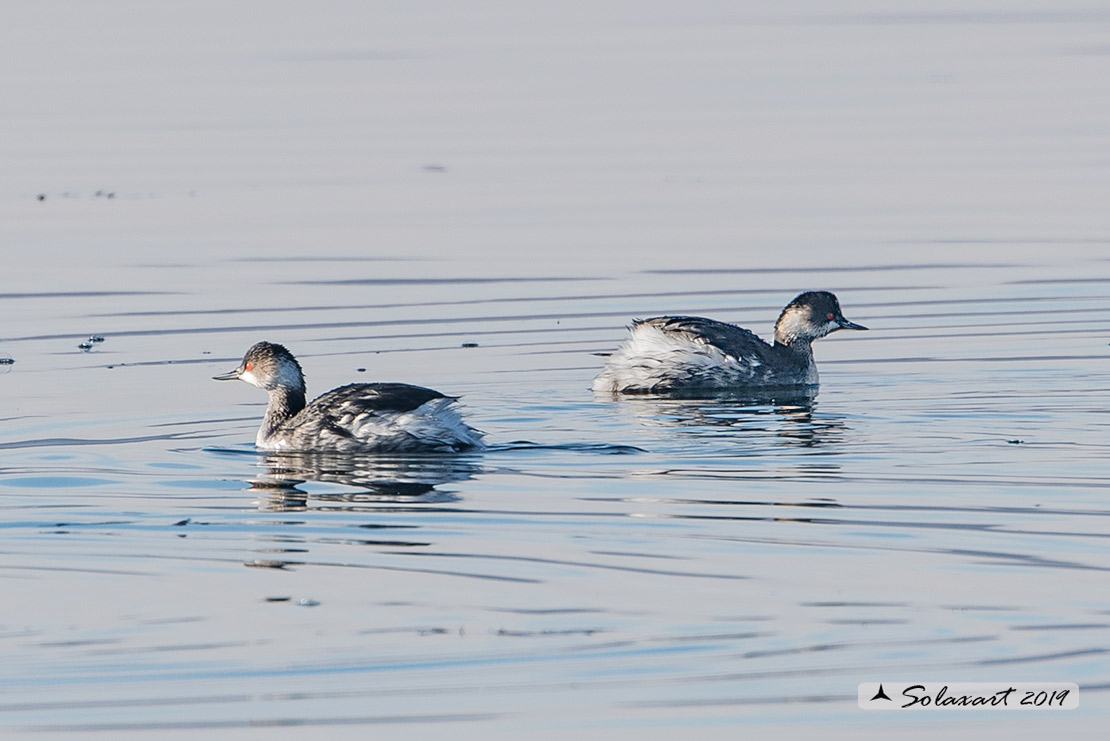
[592,291,867,394]
[213,342,484,453]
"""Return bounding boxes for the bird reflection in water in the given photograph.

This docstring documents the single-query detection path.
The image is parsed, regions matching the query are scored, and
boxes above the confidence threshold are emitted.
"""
[612,387,850,451]
[246,451,480,511]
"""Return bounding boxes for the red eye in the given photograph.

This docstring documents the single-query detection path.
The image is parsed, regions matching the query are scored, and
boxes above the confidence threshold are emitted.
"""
[244,362,253,371]
[826,312,835,320]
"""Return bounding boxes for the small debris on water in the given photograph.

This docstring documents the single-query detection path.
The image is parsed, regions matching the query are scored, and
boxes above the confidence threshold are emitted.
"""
[461,342,479,348]
[36,193,45,201]
[78,335,106,352]
[0,355,14,365]
[422,164,447,173]
[356,367,366,373]
[1007,439,1025,445]
[265,596,292,603]
[297,598,321,607]
[244,560,289,570]
[172,518,190,527]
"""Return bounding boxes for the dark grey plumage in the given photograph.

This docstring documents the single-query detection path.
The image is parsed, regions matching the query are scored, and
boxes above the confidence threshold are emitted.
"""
[593,291,867,394]
[214,342,484,453]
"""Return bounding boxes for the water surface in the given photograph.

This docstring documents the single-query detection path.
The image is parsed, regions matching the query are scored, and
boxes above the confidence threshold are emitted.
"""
[3,2,1110,738]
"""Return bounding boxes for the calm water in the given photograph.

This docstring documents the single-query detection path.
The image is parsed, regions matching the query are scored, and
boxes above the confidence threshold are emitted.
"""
[4,2,1110,739]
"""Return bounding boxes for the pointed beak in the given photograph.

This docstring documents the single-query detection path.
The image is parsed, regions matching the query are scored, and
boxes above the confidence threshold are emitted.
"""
[837,317,868,331]
[212,367,242,381]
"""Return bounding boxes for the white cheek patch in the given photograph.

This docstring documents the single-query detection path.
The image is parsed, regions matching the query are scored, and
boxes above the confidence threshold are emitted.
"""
[239,369,263,388]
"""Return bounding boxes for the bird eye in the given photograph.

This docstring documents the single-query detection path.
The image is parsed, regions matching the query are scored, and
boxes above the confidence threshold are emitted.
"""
[244,362,253,371]
[826,312,835,320]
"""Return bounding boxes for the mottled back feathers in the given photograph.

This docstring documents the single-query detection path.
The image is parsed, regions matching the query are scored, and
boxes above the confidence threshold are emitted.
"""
[593,292,866,394]
[215,342,484,453]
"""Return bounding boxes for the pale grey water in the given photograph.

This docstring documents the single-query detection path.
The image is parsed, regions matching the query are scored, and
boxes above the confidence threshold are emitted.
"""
[3,2,1110,739]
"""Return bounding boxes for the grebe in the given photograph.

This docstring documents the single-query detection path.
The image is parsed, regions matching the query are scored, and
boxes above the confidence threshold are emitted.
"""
[214,342,484,453]
[593,291,867,394]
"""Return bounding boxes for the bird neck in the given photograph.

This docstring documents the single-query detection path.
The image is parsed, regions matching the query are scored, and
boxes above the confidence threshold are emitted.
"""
[773,331,815,354]
[262,386,306,436]
[771,338,819,384]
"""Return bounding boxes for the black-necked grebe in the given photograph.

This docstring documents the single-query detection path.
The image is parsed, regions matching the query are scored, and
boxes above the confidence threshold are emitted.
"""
[593,291,867,394]
[213,342,484,453]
